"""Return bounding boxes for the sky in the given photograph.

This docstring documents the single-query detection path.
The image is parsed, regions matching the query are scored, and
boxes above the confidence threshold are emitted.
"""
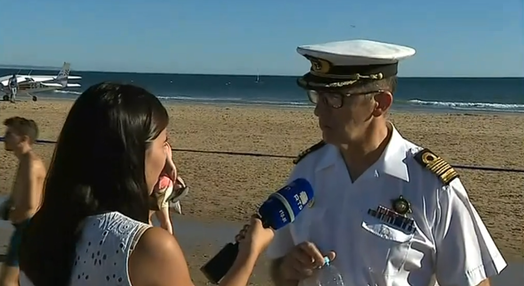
[0,0,523,77]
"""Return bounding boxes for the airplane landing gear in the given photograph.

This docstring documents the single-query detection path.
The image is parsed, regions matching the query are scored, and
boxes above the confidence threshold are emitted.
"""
[2,95,8,101]
[32,95,38,102]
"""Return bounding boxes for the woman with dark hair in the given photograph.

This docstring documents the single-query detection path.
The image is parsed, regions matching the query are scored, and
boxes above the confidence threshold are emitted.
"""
[18,82,273,286]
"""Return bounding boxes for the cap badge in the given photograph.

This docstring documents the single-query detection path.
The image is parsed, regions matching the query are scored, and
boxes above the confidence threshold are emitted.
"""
[309,57,331,74]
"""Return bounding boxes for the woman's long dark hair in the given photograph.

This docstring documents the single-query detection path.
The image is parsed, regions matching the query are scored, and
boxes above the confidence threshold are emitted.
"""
[19,82,169,286]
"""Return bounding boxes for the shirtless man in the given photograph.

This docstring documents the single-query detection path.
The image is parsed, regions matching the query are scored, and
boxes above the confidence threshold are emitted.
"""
[1,117,46,286]
[7,75,18,103]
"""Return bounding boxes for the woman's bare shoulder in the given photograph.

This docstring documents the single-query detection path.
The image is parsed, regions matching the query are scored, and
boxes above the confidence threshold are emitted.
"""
[136,227,177,254]
[128,227,193,286]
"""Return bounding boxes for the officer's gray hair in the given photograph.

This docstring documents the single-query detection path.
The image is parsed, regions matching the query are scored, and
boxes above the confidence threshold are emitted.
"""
[368,76,398,94]
[349,76,397,102]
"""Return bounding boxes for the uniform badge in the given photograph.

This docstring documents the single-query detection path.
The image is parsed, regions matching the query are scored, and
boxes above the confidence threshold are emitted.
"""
[392,195,411,215]
[414,148,459,185]
[368,204,416,234]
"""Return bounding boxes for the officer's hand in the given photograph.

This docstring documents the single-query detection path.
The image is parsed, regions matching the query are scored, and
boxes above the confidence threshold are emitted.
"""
[279,241,336,281]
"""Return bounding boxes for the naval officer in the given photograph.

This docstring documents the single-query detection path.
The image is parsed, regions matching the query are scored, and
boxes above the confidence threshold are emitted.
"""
[266,40,507,286]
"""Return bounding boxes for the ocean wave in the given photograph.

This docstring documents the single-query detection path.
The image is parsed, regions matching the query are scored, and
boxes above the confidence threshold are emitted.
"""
[158,95,243,102]
[157,95,309,107]
[407,99,524,113]
[249,99,308,106]
[41,91,524,113]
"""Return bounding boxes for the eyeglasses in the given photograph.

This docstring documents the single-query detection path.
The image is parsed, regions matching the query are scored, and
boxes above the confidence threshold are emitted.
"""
[307,89,386,109]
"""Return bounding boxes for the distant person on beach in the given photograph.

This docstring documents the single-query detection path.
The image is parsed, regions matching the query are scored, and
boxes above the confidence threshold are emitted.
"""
[266,40,506,286]
[8,75,18,103]
[18,82,274,286]
[1,117,46,286]
[148,141,189,235]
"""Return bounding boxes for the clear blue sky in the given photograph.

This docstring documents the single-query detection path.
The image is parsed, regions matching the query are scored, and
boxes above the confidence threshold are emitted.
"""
[1,0,522,77]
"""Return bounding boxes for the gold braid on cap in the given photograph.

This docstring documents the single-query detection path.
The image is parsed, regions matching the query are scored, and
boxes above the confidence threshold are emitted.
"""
[325,73,384,88]
[310,70,384,80]
[298,72,384,89]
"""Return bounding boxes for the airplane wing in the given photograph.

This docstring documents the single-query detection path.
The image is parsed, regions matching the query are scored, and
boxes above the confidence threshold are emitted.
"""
[40,83,63,88]
[30,76,55,82]
[17,76,30,83]
[1,75,30,85]
[29,75,82,82]
[41,83,81,88]
[0,76,11,84]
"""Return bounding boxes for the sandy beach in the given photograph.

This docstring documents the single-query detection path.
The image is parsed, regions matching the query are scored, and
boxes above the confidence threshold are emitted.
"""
[0,99,523,284]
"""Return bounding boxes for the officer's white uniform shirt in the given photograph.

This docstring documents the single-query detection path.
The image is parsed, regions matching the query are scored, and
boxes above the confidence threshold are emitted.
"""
[266,125,507,286]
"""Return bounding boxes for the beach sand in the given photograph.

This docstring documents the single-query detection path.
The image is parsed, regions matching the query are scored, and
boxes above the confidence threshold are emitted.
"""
[0,100,522,284]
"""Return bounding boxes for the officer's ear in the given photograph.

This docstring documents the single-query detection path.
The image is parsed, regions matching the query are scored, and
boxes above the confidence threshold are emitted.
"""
[371,91,393,117]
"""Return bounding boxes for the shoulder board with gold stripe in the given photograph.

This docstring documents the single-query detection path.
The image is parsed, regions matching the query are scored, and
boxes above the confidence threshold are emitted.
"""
[414,148,459,185]
[293,141,326,165]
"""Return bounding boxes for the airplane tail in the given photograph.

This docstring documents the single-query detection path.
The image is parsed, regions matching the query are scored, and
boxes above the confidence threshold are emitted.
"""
[56,62,71,87]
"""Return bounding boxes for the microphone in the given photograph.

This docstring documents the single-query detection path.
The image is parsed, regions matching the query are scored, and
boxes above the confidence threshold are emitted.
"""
[200,178,314,284]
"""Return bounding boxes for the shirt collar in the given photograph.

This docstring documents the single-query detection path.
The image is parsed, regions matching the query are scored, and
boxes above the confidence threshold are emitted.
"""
[315,123,410,182]
[372,124,410,181]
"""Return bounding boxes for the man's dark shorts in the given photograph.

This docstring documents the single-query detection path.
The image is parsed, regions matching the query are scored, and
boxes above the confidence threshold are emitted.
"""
[6,219,30,267]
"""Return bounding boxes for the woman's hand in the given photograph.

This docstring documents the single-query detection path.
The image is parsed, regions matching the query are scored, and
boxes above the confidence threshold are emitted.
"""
[164,142,173,161]
[235,215,275,257]
[167,165,177,183]
[163,143,178,181]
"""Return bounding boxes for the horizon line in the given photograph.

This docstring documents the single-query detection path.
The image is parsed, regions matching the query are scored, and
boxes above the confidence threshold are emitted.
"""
[0,64,522,79]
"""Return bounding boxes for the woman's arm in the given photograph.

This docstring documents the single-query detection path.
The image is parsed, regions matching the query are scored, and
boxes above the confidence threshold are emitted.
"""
[218,251,259,286]
[163,142,179,181]
[129,227,265,286]
[155,208,173,235]
[162,157,177,182]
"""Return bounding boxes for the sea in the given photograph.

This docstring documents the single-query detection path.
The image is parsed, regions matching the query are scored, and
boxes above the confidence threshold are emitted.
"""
[2,68,523,113]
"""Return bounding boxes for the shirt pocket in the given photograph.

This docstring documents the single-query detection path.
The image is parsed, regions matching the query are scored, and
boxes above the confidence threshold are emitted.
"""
[361,217,414,276]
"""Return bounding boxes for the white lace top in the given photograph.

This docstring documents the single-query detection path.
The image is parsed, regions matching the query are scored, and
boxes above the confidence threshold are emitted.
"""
[20,211,151,286]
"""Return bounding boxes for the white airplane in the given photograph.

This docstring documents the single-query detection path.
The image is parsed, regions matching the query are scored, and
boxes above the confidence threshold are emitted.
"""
[0,62,81,102]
